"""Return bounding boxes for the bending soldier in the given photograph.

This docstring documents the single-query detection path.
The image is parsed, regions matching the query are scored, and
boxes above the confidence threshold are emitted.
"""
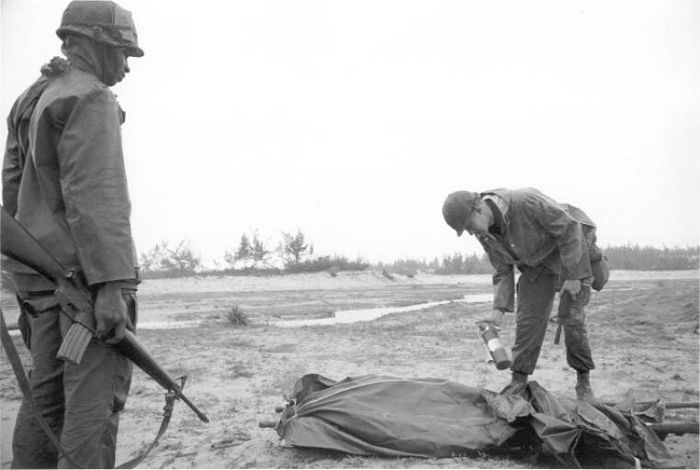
[442,187,599,401]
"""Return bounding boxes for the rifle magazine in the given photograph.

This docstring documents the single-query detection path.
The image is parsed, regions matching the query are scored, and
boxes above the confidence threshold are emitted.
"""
[57,322,92,364]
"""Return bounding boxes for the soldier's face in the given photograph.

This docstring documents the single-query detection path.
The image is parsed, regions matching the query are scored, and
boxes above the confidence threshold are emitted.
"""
[103,47,130,86]
[464,204,490,235]
[114,48,130,82]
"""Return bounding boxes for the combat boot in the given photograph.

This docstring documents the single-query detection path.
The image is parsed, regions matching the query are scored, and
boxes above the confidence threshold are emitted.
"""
[575,371,595,402]
[500,372,528,396]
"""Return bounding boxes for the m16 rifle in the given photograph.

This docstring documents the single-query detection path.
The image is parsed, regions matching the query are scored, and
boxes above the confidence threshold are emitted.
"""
[0,205,208,423]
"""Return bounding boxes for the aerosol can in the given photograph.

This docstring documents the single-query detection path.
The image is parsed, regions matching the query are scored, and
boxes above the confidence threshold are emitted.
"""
[477,323,511,370]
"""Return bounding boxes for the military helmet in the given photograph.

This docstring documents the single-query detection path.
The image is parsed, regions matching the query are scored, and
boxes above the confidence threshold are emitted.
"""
[57,0,144,57]
[442,191,481,237]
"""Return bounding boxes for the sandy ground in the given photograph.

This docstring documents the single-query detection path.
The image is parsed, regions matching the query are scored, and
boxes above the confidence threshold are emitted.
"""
[1,270,698,468]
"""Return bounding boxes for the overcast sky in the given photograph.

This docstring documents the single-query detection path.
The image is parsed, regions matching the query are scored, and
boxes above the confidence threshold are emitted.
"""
[2,0,699,267]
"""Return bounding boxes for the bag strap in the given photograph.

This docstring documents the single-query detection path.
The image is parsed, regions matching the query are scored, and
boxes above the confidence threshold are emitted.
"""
[0,307,175,469]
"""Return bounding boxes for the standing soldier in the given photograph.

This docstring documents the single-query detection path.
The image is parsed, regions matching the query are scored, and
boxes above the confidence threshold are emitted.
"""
[2,1,144,467]
[442,188,600,401]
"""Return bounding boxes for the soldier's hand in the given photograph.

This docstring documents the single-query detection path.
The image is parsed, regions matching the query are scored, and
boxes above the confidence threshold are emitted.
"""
[94,282,128,344]
[477,309,505,330]
[560,279,582,298]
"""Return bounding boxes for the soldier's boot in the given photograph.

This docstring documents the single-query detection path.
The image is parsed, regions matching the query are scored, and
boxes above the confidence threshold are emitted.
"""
[500,372,528,396]
[575,371,596,402]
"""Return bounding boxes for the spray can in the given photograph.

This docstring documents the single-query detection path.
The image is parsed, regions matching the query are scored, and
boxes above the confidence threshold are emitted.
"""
[477,323,511,370]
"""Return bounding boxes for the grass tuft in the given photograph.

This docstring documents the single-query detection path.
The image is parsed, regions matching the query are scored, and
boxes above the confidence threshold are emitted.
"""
[226,304,250,326]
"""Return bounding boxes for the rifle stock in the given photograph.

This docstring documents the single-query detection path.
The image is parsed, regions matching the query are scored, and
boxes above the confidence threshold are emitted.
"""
[0,205,209,423]
[1,207,69,285]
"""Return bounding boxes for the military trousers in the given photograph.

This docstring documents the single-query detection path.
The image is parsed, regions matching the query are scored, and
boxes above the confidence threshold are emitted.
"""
[11,288,136,469]
[510,268,595,375]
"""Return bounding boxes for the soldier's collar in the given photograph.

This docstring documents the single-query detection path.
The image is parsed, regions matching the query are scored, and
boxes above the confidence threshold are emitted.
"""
[484,197,506,236]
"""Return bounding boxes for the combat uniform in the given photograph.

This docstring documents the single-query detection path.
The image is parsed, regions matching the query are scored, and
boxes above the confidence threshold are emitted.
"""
[475,188,596,376]
[3,55,138,469]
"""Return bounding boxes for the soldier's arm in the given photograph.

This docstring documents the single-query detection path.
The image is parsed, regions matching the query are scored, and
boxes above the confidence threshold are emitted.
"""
[2,103,23,215]
[477,235,515,313]
[56,86,135,341]
[56,86,135,285]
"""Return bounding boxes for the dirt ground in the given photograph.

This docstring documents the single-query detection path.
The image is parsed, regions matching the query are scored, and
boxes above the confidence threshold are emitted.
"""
[1,270,698,468]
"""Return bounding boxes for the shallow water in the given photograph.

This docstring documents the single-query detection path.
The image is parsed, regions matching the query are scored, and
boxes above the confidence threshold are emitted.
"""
[274,293,492,328]
[4,294,491,335]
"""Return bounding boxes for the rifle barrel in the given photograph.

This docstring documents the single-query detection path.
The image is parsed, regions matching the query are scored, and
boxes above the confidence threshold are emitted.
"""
[117,331,209,422]
[647,422,699,436]
[603,401,700,410]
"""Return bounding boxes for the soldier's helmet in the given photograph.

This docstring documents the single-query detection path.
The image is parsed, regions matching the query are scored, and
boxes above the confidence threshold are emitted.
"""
[57,0,144,57]
[442,191,480,237]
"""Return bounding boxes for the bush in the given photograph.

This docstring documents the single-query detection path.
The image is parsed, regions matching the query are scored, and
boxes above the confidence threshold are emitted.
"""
[210,266,282,277]
[285,256,369,274]
[226,304,249,326]
[139,240,201,277]
[377,258,431,276]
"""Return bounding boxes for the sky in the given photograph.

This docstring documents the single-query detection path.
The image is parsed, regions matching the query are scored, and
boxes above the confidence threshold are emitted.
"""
[1,0,699,267]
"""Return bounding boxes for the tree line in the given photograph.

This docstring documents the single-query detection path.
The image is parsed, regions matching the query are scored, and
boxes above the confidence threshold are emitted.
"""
[604,244,698,271]
[138,230,370,278]
[137,230,699,279]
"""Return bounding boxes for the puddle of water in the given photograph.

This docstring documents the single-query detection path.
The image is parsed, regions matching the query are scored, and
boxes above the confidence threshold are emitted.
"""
[274,293,491,328]
[4,294,491,334]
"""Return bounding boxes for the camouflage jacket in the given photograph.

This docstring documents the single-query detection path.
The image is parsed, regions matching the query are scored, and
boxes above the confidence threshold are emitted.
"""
[475,188,593,312]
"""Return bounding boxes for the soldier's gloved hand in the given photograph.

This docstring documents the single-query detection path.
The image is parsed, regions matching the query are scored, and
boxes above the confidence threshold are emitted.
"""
[560,279,582,298]
[477,309,505,330]
[94,282,129,344]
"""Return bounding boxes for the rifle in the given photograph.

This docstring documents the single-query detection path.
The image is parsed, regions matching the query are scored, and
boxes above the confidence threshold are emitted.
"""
[0,205,208,423]
[646,422,699,440]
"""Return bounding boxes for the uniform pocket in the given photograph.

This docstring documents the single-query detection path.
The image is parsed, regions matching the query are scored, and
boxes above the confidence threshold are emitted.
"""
[20,294,61,316]
[17,292,61,349]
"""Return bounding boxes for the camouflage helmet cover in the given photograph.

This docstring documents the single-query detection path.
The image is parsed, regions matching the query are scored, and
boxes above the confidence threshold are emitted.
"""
[442,191,481,236]
[57,0,144,57]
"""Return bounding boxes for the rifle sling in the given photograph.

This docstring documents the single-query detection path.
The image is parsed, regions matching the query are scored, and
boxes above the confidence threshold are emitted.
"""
[0,308,174,469]
[0,309,81,468]
[116,388,178,469]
